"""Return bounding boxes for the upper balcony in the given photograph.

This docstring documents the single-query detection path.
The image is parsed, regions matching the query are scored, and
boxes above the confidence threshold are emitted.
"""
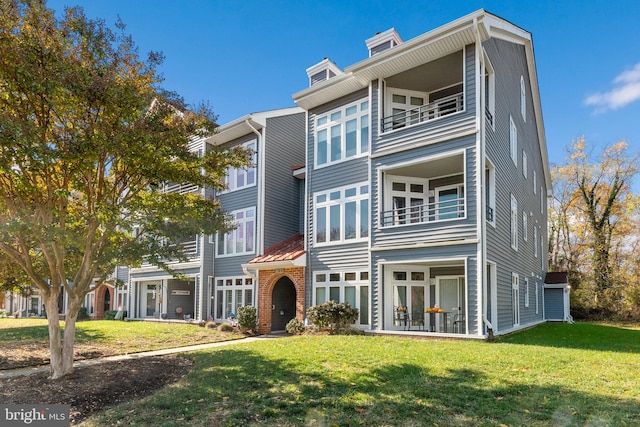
[380,50,464,135]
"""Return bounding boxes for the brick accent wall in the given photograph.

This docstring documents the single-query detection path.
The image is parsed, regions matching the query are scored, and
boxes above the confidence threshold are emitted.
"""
[94,283,114,320]
[257,267,305,334]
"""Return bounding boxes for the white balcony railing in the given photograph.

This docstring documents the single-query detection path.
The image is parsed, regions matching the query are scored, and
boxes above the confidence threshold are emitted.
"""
[381,92,464,133]
[381,196,465,227]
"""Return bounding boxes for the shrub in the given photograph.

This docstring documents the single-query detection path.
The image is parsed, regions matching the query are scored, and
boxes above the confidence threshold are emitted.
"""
[77,307,89,320]
[218,322,234,332]
[306,301,358,334]
[204,321,217,329]
[285,318,306,335]
[0,309,7,318]
[104,310,117,320]
[237,305,258,333]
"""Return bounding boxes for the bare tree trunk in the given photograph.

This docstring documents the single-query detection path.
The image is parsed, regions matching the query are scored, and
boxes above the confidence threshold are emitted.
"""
[44,290,82,379]
[44,293,65,379]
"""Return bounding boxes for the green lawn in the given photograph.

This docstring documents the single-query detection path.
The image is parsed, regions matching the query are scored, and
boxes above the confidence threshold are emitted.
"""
[82,322,640,427]
[0,318,242,366]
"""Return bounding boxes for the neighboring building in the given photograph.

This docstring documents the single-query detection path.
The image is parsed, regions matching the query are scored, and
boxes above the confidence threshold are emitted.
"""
[126,107,305,324]
[291,9,553,337]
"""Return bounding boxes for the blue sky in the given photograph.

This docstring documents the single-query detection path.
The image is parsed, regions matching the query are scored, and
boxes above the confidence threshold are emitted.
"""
[46,0,640,167]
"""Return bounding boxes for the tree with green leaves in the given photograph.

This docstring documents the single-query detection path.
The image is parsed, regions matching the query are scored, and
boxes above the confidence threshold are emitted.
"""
[0,0,249,378]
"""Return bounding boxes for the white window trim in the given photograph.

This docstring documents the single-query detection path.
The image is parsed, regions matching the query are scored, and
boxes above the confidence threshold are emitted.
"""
[510,116,518,166]
[512,272,520,326]
[533,170,537,194]
[314,99,370,169]
[216,206,256,257]
[222,140,257,193]
[534,225,538,258]
[524,278,530,308]
[313,270,370,326]
[484,54,496,131]
[511,195,518,251]
[520,75,526,122]
[535,282,539,314]
[485,158,496,227]
[314,182,369,246]
[435,183,466,221]
[522,151,528,178]
[523,211,528,242]
[214,276,254,320]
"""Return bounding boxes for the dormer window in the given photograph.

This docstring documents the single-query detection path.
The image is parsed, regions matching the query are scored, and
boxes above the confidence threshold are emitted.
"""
[306,58,343,87]
[365,28,402,57]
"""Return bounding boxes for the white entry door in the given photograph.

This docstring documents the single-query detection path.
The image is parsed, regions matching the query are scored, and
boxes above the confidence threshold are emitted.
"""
[436,277,464,332]
[142,283,160,318]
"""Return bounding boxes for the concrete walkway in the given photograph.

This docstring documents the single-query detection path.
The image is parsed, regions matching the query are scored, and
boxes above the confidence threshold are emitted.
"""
[0,334,284,379]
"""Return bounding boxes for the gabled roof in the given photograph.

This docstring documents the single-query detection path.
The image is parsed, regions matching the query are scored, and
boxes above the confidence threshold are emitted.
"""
[545,272,569,285]
[292,9,550,194]
[243,234,305,269]
[206,107,303,146]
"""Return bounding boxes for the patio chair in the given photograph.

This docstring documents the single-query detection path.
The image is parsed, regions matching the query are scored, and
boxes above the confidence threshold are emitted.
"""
[453,313,465,334]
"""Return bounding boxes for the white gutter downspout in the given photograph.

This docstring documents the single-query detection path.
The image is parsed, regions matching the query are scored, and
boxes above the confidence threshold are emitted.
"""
[245,120,264,254]
[245,119,263,309]
[474,17,493,337]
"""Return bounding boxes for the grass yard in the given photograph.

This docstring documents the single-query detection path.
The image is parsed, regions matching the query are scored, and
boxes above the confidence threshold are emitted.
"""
[82,322,640,427]
[0,318,243,369]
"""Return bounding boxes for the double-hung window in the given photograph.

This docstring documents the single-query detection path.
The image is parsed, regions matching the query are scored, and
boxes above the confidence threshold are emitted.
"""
[313,271,369,325]
[225,140,257,191]
[315,100,369,168]
[217,207,255,256]
[315,183,369,245]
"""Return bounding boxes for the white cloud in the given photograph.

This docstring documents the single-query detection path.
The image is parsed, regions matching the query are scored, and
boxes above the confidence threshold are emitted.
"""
[585,62,640,112]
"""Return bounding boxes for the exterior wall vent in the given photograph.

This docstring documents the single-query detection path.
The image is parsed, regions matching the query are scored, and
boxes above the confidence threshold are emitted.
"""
[365,28,402,57]
[306,58,343,87]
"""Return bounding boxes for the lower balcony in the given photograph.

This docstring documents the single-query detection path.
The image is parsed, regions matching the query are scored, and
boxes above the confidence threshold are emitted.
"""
[380,152,465,228]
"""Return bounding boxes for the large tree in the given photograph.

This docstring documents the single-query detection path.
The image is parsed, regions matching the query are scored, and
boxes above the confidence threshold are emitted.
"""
[0,0,249,378]
[549,137,638,311]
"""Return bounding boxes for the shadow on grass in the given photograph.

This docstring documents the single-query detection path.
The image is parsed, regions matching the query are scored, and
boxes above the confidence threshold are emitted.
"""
[497,322,640,354]
[0,322,108,344]
[88,345,639,426]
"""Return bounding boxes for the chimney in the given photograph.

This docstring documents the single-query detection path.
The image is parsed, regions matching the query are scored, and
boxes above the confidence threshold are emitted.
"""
[365,28,402,57]
[306,58,343,87]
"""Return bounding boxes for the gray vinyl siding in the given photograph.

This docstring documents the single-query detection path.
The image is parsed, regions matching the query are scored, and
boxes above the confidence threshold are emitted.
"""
[306,243,370,318]
[483,38,547,332]
[305,90,371,310]
[544,288,564,320]
[166,279,195,320]
[373,45,477,154]
[371,244,477,333]
[115,266,129,284]
[263,113,305,249]
[200,234,215,319]
[215,133,260,277]
[372,137,477,248]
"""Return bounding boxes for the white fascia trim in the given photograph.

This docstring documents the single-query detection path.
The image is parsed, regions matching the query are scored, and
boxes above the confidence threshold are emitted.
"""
[371,239,478,252]
[306,58,344,78]
[371,129,476,159]
[130,261,201,274]
[543,283,569,289]
[365,28,403,51]
[208,107,303,146]
[240,258,306,271]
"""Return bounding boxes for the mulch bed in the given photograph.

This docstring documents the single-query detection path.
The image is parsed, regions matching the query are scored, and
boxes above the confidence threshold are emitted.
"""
[0,354,193,425]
